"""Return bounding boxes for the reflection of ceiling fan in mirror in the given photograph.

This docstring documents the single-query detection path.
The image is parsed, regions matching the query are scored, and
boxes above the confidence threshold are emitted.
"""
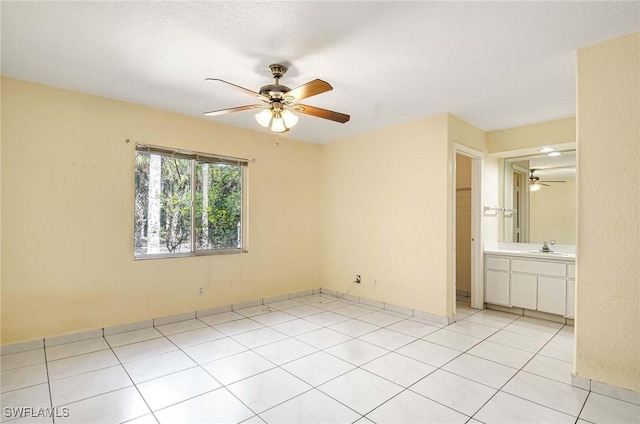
[529,169,566,191]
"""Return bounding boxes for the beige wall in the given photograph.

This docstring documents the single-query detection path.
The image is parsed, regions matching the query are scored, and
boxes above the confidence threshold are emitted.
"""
[487,117,576,154]
[320,113,487,318]
[575,32,640,391]
[449,115,487,154]
[529,177,576,244]
[321,114,451,316]
[1,78,322,344]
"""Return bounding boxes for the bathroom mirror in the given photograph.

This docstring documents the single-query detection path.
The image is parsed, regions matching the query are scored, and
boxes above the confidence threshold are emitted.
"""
[503,149,576,244]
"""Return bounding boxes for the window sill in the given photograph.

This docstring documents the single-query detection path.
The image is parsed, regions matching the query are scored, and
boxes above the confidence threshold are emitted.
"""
[134,249,243,260]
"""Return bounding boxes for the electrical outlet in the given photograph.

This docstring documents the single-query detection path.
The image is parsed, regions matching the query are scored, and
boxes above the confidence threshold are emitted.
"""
[356,275,361,284]
[197,287,205,295]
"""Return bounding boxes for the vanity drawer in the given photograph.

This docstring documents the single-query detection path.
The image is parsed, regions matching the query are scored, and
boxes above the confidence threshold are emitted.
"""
[567,264,576,279]
[511,259,566,277]
[485,256,509,271]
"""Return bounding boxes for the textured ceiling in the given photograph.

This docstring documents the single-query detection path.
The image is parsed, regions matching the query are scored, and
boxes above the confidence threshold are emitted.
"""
[2,1,639,144]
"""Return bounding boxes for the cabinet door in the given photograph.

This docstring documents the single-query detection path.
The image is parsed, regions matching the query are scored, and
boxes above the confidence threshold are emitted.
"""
[485,270,510,306]
[510,273,537,310]
[565,279,575,318]
[486,256,509,271]
[537,277,566,315]
[511,259,566,277]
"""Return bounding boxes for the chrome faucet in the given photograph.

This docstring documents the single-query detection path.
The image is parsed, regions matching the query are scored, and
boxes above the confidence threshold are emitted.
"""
[541,241,553,253]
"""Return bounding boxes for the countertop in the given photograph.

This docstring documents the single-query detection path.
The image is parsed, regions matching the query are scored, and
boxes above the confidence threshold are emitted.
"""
[484,243,576,261]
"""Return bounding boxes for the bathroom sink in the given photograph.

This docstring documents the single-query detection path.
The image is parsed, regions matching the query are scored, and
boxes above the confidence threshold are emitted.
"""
[521,250,572,256]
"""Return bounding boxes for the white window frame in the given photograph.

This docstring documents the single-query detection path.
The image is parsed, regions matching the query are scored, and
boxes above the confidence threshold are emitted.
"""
[134,144,249,260]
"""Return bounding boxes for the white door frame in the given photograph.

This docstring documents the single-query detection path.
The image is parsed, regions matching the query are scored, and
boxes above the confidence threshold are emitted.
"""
[453,144,484,312]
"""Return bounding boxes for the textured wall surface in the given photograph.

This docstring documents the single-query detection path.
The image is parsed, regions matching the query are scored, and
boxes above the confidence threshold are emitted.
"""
[1,78,322,344]
[320,113,488,318]
[321,114,451,315]
[576,32,640,391]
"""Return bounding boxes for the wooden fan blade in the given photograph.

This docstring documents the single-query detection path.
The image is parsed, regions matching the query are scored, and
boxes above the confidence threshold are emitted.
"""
[205,78,269,101]
[541,180,566,183]
[293,104,350,123]
[203,104,262,117]
[540,183,551,186]
[284,79,333,103]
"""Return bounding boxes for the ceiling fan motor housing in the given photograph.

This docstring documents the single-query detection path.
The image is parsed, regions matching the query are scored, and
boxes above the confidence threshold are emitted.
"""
[260,64,292,99]
[268,64,287,80]
[259,84,291,99]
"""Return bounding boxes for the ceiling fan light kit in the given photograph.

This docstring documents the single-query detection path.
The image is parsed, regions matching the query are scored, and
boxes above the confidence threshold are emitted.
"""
[254,103,300,133]
[281,110,299,127]
[255,108,274,127]
[204,63,350,134]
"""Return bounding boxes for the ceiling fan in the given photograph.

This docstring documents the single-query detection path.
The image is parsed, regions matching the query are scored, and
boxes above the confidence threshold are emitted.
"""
[529,169,566,191]
[203,63,350,133]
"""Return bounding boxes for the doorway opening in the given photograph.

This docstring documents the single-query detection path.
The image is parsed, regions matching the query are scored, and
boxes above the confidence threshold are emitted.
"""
[455,153,473,309]
[453,145,483,318]
[512,165,530,243]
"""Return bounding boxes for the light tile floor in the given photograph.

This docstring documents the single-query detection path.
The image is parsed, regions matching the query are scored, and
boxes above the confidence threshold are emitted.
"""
[1,293,639,423]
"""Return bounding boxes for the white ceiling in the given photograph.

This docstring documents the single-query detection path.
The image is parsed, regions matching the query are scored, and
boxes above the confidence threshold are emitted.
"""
[525,150,577,178]
[2,1,638,144]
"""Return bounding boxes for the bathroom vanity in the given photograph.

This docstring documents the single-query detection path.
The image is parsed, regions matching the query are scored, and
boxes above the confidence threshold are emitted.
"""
[483,243,575,320]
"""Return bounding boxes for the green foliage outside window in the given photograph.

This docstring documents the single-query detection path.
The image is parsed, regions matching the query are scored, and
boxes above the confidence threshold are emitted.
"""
[134,150,242,257]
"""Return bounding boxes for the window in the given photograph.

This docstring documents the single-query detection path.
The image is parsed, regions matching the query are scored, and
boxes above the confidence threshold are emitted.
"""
[134,145,247,258]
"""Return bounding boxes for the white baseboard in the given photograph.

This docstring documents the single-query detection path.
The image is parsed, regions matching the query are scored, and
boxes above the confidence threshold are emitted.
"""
[572,373,640,405]
[1,287,453,352]
[486,303,573,325]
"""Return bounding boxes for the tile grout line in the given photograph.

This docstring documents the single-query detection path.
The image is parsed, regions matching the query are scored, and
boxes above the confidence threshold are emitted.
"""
[574,391,593,424]
[41,338,56,424]
[249,314,397,421]
[311,300,505,420]
[103,334,161,424]
[202,308,365,421]
[211,325,365,422]
[13,295,592,423]
[472,315,565,414]
[465,320,583,421]
[337,304,483,420]
[369,311,499,420]
[360,342,471,419]
[160,322,267,420]
[202,297,417,421]
[361,308,566,421]
[109,322,266,422]
[43,335,158,421]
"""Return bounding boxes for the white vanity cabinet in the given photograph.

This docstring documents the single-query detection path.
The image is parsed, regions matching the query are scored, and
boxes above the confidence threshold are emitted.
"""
[484,256,510,306]
[537,277,567,315]
[510,273,538,310]
[484,252,575,318]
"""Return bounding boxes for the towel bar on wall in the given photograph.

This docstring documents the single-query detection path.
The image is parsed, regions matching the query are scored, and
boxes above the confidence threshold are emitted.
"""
[483,206,517,216]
